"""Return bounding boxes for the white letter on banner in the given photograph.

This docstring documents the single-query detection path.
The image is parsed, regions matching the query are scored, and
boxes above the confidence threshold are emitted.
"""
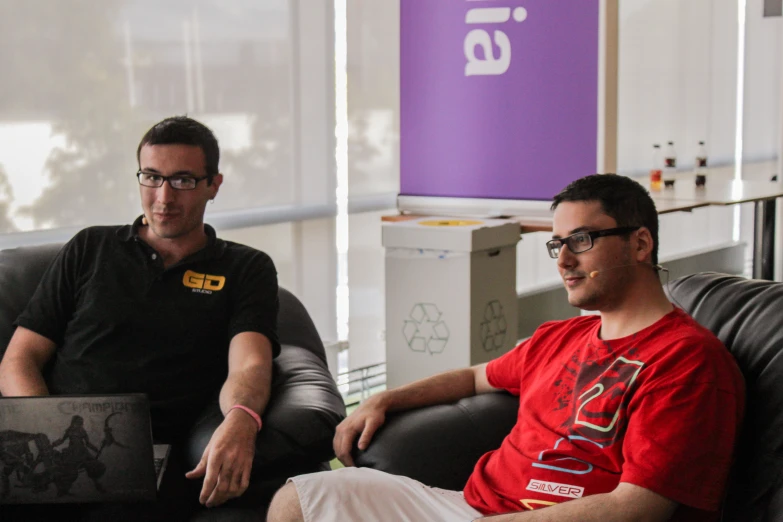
[464,29,512,76]
[465,7,511,24]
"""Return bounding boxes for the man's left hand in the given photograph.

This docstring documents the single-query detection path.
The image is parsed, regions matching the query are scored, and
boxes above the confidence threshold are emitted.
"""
[185,408,258,507]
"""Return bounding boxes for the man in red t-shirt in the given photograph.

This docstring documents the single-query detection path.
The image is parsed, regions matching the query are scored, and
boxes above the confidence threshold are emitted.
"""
[267,174,745,522]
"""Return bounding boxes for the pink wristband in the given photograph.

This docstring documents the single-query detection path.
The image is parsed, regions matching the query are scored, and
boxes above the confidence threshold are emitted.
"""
[229,404,262,432]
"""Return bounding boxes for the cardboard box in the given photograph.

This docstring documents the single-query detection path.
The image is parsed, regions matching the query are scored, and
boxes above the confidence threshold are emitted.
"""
[383,217,520,388]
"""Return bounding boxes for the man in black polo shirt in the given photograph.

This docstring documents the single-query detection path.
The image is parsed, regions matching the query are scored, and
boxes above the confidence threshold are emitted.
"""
[0,116,280,519]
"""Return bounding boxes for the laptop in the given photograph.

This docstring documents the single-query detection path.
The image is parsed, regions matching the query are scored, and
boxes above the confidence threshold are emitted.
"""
[0,394,170,504]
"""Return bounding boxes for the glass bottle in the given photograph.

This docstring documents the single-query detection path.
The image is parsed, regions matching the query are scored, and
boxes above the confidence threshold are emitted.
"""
[650,144,662,191]
[663,141,677,187]
[695,141,708,187]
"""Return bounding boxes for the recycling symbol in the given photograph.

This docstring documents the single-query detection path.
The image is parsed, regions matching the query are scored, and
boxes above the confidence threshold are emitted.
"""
[403,303,450,355]
[480,300,507,351]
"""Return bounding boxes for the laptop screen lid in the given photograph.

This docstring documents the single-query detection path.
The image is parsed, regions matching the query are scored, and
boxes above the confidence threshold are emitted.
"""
[0,394,168,504]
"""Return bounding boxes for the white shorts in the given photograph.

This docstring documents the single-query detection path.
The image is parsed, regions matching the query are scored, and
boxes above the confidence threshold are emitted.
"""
[288,467,484,522]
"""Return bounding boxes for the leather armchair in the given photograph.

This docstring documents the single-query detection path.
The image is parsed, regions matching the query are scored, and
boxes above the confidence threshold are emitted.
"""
[0,243,346,520]
[354,272,783,521]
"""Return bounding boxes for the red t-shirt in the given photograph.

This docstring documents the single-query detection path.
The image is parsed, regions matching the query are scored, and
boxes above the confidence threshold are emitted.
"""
[463,308,744,520]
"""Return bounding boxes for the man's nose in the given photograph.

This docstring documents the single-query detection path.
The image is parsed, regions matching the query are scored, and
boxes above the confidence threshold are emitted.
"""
[156,180,177,203]
[557,244,577,269]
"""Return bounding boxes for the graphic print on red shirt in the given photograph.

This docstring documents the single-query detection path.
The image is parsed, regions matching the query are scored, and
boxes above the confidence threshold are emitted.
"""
[537,346,644,475]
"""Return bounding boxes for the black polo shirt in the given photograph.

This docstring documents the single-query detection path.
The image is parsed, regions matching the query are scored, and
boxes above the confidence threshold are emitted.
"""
[16,217,280,442]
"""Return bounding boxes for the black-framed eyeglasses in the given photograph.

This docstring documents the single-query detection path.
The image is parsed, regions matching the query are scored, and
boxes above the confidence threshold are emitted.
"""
[136,170,209,191]
[546,227,640,259]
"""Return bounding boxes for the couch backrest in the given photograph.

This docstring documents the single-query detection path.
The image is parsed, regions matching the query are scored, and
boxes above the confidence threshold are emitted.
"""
[0,243,328,365]
[0,243,64,354]
[667,272,783,521]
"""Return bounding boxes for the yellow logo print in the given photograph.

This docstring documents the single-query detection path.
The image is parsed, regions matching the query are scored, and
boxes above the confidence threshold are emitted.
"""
[183,270,226,292]
[520,499,558,510]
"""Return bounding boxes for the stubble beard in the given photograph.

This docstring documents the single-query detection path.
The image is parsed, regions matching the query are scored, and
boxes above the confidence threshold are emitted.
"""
[568,288,602,311]
[150,214,199,240]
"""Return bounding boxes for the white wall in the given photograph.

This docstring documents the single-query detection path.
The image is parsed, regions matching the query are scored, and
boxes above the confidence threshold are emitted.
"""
[744,0,782,165]
[617,0,742,173]
[617,0,781,173]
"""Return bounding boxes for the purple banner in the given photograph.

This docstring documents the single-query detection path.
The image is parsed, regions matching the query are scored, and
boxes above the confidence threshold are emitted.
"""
[400,0,599,201]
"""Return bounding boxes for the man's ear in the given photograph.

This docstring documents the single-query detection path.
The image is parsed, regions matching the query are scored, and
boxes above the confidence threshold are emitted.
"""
[209,173,224,198]
[634,227,654,263]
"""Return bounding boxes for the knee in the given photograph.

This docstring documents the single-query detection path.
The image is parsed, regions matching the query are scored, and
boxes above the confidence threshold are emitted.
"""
[266,482,304,522]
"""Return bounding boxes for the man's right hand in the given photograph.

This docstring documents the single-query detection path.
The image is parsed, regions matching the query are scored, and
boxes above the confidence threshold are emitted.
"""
[333,393,389,467]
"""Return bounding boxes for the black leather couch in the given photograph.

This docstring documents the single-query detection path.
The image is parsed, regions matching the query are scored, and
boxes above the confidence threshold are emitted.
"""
[0,243,346,521]
[355,272,783,521]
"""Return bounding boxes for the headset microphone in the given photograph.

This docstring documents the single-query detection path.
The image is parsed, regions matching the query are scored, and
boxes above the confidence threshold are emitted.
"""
[589,263,663,279]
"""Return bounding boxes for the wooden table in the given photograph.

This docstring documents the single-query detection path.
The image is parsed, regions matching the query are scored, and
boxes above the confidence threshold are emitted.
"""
[646,178,783,206]
[646,176,783,280]
[509,199,710,233]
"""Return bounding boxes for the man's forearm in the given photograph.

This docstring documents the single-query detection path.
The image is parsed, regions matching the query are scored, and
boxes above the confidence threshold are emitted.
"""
[377,367,479,413]
[218,363,271,417]
[0,356,49,396]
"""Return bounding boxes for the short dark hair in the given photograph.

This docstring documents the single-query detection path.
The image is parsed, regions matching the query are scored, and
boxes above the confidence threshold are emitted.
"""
[136,116,220,185]
[551,174,659,265]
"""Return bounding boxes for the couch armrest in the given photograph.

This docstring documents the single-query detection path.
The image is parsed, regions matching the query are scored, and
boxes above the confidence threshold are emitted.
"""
[353,392,518,491]
[185,345,346,473]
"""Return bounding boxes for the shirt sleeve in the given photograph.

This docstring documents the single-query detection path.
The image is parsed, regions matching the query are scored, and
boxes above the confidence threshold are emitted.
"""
[486,337,532,395]
[14,233,87,345]
[620,380,743,511]
[486,320,564,394]
[228,251,281,358]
